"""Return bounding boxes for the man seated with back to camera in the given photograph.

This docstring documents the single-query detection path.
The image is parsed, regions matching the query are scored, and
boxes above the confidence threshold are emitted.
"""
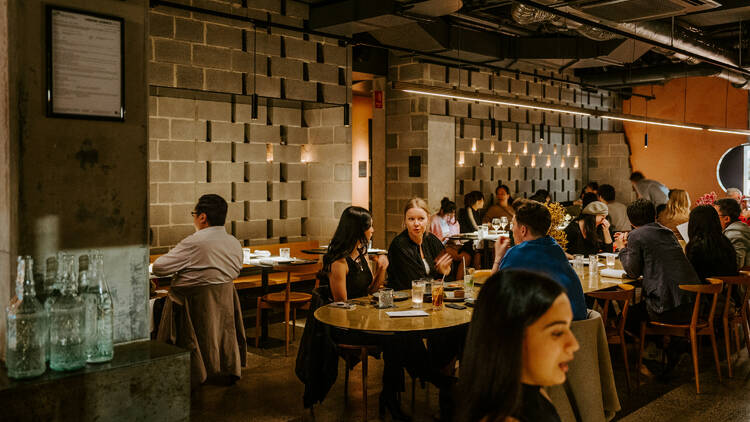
[490,199,588,321]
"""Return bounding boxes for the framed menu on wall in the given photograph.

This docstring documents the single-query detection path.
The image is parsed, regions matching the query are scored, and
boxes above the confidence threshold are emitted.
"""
[46,6,125,120]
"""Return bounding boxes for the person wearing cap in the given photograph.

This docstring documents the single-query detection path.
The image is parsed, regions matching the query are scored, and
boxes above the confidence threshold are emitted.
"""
[563,200,613,257]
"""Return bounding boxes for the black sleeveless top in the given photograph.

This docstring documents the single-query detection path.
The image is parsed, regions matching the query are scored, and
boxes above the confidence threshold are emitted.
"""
[512,384,562,422]
[345,254,373,299]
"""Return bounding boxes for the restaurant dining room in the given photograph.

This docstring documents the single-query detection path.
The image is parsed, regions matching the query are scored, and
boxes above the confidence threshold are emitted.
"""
[5,0,750,421]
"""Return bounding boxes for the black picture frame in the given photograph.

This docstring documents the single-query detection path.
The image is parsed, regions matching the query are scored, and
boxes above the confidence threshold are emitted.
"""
[46,6,125,121]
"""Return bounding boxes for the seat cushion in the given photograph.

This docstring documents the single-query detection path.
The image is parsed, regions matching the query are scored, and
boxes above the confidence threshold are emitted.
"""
[262,291,312,304]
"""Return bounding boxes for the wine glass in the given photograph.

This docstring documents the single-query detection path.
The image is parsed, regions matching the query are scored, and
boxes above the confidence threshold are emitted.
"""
[491,218,501,233]
[499,216,509,233]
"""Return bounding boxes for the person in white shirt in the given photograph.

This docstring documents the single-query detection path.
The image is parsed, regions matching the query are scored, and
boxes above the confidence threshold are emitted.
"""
[630,171,669,207]
[152,194,243,287]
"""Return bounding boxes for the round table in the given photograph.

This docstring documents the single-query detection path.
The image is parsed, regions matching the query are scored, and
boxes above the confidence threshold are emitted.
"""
[314,294,472,333]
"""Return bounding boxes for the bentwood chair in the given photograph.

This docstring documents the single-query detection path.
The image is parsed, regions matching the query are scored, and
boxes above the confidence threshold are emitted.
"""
[713,272,750,377]
[255,263,320,356]
[637,278,723,394]
[586,283,635,391]
[338,343,381,421]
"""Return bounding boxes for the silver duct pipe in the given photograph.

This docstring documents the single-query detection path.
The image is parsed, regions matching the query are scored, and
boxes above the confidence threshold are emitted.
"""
[510,2,750,88]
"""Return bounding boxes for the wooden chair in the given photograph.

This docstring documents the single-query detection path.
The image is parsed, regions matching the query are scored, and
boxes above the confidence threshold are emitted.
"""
[637,278,723,394]
[338,343,381,421]
[254,263,321,356]
[713,273,750,377]
[585,283,635,391]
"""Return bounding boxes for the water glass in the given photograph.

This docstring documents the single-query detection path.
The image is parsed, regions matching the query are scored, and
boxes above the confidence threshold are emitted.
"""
[411,280,425,309]
[279,248,291,259]
[378,288,394,308]
[573,255,584,277]
[606,254,616,267]
[431,281,444,310]
[588,255,599,271]
[464,273,474,300]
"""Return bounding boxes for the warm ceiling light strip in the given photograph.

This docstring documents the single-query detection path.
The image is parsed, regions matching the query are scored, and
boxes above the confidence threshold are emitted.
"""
[601,115,703,131]
[395,82,592,117]
[393,81,750,136]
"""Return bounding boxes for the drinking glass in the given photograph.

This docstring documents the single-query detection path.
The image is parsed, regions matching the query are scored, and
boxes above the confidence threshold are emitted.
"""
[431,280,444,311]
[491,218,501,233]
[500,216,509,232]
[573,255,584,277]
[605,254,616,267]
[464,272,474,300]
[588,255,599,273]
[378,288,394,308]
[279,248,291,259]
[411,280,425,309]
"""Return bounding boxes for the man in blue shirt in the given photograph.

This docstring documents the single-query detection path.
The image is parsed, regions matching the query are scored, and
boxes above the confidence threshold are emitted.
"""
[491,199,588,320]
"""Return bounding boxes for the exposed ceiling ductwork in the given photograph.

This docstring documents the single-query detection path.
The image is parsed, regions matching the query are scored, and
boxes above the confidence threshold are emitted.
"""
[579,63,749,89]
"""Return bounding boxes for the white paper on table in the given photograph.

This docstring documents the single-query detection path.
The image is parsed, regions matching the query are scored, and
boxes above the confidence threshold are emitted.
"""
[253,250,272,257]
[677,222,689,242]
[368,248,387,254]
[386,310,430,318]
[600,268,627,279]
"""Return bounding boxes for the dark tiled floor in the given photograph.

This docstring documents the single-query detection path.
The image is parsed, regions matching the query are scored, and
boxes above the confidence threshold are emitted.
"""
[190,320,750,421]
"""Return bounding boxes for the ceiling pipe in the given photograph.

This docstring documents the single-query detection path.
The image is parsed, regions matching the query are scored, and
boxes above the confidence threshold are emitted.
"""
[511,0,750,83]
[579,63,746,88]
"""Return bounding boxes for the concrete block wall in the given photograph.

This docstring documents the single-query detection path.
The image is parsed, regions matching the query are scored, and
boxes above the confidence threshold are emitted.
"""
[148,1,351,250]
[588,132,635,204]
[386,56,623,236]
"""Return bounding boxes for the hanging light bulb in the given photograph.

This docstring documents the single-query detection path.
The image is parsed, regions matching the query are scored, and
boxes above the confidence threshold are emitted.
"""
[573,156,579,169]
[458,151,465,166]
[644,133,648,149]
[523,142,528,155]
[471,138,477,152]
[560,156,566,168]
[514,155,520,167]
[497,154,502,166]
[553,144,558,155]
[531,154,536,167]
[507,141,512,153]
[539,124,545,142]
[566,144,571,157]
[545,155,551,167]
[490,139,495,153]
[538,144,543,155]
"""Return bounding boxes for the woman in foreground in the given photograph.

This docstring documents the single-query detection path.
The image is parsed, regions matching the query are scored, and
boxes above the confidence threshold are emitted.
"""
[457,270,580,422]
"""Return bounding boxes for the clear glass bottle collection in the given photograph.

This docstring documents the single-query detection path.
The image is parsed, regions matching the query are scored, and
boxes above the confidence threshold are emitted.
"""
[5,251,115,379]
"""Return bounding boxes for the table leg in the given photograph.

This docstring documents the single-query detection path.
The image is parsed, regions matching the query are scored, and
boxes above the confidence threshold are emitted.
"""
[261,267,270,341]
[482,240,491,269]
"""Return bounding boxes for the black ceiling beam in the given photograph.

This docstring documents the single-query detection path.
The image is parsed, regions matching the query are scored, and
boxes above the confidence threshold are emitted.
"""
[513,0,750,78]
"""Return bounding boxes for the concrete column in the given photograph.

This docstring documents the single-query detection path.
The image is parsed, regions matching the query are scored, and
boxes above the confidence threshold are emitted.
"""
[0,0,11,359]
[427,115,455,212]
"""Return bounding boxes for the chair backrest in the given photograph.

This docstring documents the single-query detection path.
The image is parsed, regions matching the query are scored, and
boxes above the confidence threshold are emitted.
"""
[585,284,634,334]
[275,263,323,299]
[681,278,723,328]
[709,273,750,320]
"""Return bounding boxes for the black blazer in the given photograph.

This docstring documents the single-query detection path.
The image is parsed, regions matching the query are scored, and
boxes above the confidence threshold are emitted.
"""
[387,230,447,290]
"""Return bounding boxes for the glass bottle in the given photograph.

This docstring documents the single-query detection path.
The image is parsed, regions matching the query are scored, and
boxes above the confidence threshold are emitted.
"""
[6,256,47,379]
[82,253,114,363]
[49,254,86,371]
[43,253,64,363]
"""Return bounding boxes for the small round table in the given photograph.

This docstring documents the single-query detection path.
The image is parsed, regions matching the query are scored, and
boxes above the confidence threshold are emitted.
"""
[314,294,472,333]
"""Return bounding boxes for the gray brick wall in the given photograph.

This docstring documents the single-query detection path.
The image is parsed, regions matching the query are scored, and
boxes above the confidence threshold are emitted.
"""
[587,132,634,204]
[149,2,351,251]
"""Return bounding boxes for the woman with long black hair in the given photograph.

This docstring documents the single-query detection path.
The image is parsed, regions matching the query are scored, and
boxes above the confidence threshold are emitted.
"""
[322,206,387,301]
[321,206,418,421]
[685,205,737,281]
[564,201,612,257]
[457,270,580,422]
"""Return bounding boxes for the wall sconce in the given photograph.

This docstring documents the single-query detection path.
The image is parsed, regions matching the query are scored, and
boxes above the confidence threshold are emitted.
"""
[507,141,512,153]
[497,154,502,166]
[522,142,528,155]
[300,144,311,163]
[514,155,520,167]
[471,138,477,152]
[266,144,273,162]
[545,155,551,167]
[537,144,543,155]
[458,151,465,166]
[573,156,579,168]
[560,156,566,168]
[490,139,495,153]
[531,154,536,167]
[566,144,571,157]
[553,144,558,155]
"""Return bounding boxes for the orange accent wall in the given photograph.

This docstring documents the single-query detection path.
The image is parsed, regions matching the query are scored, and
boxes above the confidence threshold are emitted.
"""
[623,77,748,202]
[352,95,372,208]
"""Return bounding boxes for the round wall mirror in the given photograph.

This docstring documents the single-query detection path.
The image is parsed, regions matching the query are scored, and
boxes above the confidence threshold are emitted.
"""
[717,145,748,194]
